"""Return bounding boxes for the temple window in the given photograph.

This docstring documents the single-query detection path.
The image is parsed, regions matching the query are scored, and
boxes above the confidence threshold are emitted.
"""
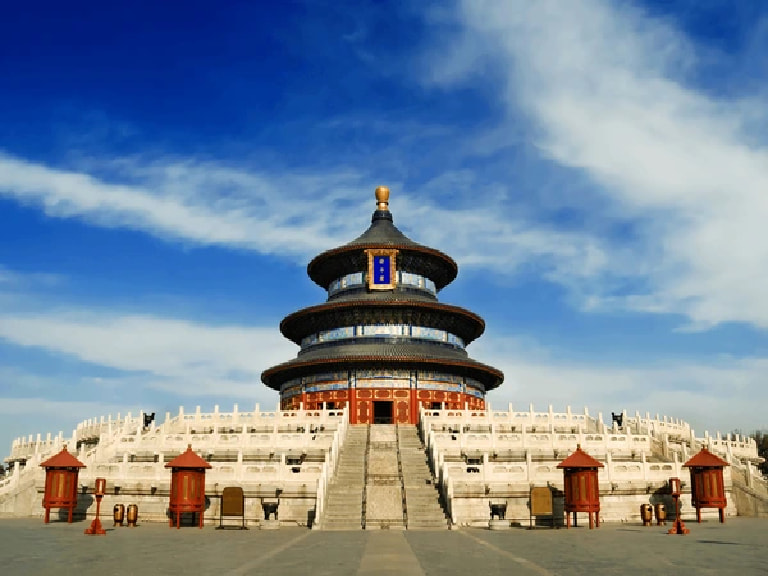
[327,271,436,296]
[300,324,465,349]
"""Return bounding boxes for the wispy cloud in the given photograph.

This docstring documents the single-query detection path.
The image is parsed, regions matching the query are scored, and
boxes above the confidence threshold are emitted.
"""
[0,151,607,289]
[478,335,768,433]
[0,397,131,419]
[0,265,63,288]
[3,0,768,334]
[0,152,369,259]
[422,0,768,329]
[396,194,608,279]
[0,309,296,397]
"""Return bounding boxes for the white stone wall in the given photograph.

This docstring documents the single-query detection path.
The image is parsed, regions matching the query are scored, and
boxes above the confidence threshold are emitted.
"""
[2,402,764,526]
[419,405,762,526]
[0,405,349,526]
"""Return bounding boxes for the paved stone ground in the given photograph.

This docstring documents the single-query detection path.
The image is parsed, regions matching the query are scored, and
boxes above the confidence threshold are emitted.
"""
[1,517,766,575]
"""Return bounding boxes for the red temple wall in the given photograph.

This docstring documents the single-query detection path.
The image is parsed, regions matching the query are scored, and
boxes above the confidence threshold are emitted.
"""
[280,388,485,424]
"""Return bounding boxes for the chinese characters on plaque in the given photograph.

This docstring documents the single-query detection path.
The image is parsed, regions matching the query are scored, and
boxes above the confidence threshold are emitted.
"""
[366,249,398,290]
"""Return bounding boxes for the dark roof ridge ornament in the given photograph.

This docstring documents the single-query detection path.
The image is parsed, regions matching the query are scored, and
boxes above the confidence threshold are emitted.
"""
[372,186,393,223]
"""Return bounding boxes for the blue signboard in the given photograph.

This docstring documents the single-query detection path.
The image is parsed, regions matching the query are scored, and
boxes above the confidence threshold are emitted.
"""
[366,249,397,290]
[373,255,391,285]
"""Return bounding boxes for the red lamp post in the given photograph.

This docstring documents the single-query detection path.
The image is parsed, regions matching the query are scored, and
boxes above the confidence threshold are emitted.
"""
[667,477,690,535]
[557,445,604,529]
[84,477,107,535]
[165,445,212,529]
[40,446,86,523]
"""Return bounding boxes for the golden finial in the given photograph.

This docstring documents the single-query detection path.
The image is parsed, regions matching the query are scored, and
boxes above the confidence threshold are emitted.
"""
[375,186,390,211]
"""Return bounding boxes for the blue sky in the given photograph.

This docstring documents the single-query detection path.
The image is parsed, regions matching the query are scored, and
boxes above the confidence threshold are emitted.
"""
[2,0,768,458]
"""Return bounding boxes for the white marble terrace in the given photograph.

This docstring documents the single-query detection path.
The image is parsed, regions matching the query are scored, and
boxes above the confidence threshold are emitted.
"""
[418,404,765,526]
[1,403,764,526]
[1,404,348,525]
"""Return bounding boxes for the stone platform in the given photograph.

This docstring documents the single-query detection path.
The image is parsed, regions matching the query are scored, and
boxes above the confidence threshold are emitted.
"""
[2,517,765,575]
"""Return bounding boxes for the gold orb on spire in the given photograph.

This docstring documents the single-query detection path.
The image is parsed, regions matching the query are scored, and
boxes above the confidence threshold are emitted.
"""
[375,186,390,211]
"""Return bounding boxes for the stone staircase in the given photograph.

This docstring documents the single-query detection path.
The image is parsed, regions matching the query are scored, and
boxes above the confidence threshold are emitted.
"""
[319,425,368,530]
[318,423,448,530]
[398,425,449,529]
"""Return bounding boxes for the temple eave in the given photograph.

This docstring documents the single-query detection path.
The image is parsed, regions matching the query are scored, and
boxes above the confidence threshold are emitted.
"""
[307,243,458,290]
[280,300,486,344]
[261,356,504,391]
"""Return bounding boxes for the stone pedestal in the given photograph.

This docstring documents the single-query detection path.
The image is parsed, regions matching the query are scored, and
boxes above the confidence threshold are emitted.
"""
[261,519,280,530]
[489,519,510,530]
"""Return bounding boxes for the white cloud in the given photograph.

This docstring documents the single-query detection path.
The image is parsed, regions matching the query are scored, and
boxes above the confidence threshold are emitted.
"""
[478,335,768,434]
[0,396,135,451]
[0,151,609,291]
[0,266,63,288]
[0,398,131,419]
[0,310,297,396]
[423,0,768,329]
[0,153,369,259]
[395,195,608,278]
[2,0,768,333]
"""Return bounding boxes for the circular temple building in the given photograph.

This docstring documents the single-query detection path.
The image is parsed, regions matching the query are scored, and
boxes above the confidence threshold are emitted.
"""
[261,187,503,424]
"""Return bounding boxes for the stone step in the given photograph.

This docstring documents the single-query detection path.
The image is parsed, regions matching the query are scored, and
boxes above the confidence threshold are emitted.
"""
[407,510,444,518]
[324,509,362,516]
[325,497,362,504]
[406,497,441,504]
[407,509,444,516]
[406,495,441,502]
[324,510,362,517]
[322,522,363,530]
[406,499,442,507]
[319,425,370,529]
[321,423,449,530]
[326,492,362,498]
[407,509,443,517]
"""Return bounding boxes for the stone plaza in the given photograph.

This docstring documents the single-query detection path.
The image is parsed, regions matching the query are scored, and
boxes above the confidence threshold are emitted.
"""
[1,516,766,575]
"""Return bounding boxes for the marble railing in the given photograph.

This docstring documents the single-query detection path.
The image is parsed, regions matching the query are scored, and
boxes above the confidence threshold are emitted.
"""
[1,406,350,504]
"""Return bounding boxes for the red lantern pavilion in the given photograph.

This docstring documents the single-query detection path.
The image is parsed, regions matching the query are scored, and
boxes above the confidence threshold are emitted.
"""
[39,446,86,523]
[557,445,604,529]
[165,445,212,529]
[683,448,729,523]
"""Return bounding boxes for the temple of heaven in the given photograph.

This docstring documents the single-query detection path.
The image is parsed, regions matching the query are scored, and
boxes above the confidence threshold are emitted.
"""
[261,187,503,425]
